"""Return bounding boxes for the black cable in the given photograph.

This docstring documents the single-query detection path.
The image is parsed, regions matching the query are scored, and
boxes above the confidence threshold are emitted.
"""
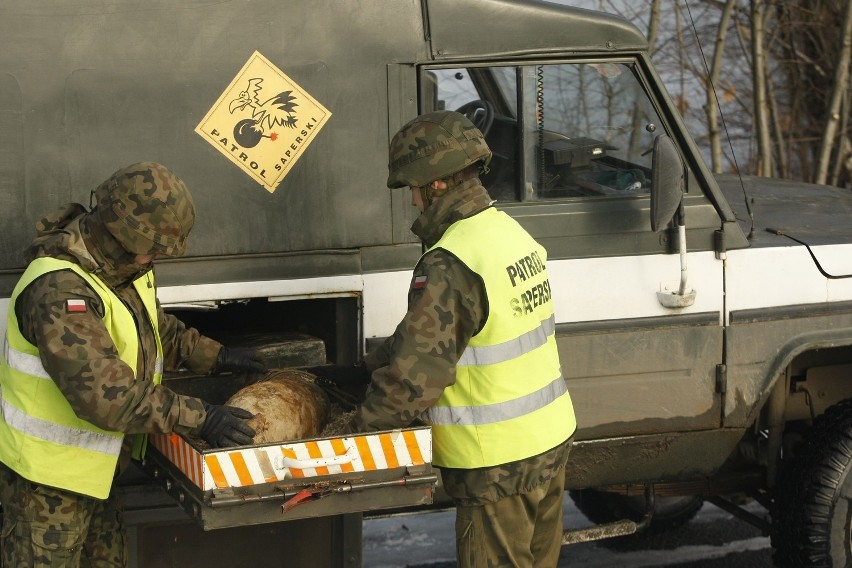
[767,228,852,279]
[537,65,545,191]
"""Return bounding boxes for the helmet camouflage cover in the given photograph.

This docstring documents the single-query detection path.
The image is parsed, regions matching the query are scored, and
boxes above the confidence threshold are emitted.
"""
[387,111,492,189]
[92,162,195,257]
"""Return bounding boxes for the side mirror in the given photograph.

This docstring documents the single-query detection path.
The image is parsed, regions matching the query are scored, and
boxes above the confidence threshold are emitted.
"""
[650,134,684,232]
[649,135,695,308]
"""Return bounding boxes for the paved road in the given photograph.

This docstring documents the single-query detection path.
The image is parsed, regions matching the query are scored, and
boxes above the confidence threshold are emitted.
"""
[362,496,774,567]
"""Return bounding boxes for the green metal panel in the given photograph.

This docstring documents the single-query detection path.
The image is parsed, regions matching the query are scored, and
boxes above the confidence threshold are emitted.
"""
[387,64,422,246]
[0,0,675,277]
[0,0,428,271]
[726,302,852,427]
[558,312,723,441]
[565,429,745,489]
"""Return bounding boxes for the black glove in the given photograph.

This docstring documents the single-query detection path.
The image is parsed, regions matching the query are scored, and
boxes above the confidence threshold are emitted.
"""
[198,402,256,448]
[214,347,267,375]
[304,362,371,386]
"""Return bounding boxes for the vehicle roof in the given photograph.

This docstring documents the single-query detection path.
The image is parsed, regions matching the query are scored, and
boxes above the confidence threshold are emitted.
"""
[426,0,648,61]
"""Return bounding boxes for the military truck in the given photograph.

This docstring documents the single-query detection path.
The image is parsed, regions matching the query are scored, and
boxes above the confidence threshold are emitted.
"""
[3,0,852,566]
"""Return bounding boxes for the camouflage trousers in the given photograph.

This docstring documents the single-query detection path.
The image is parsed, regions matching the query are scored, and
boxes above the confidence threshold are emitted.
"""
[0,462,126,567]
[453,462,567,568]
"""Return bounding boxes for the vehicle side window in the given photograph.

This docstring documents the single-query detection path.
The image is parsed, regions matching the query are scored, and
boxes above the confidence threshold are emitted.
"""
[422,62,665,203]
[424,69,479,112]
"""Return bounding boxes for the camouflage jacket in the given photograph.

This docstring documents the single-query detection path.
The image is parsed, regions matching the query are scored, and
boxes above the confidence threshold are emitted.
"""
[357,179,572,503]
[13,203,221,469]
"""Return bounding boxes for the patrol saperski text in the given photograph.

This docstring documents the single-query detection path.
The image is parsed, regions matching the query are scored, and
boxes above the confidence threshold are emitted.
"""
[506,251,552,316]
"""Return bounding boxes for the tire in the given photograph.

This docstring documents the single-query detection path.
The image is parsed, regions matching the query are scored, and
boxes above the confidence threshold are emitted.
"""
[772,398,852,567]
[569,489,703,534]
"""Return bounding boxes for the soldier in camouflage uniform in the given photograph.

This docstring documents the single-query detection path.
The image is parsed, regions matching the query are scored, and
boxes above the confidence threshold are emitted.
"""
[313,112,577,567]
[0,162,265,567]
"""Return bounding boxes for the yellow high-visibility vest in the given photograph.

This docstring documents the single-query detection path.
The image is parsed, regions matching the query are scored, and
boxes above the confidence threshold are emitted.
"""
[0,257,163,499]
[422,207,576,469]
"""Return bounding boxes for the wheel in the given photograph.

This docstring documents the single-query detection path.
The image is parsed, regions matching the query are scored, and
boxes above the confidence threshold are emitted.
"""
[772,398,852,567]
[569,489,703,534]
[455,99,495,136]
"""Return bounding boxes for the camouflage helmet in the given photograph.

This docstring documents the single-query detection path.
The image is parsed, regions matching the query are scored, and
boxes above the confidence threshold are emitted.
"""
[92,162,195,257]
[387,111,492,189]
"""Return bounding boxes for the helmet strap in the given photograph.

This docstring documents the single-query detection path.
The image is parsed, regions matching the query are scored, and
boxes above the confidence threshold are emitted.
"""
[420,185,430,205]
[421,164,484,208]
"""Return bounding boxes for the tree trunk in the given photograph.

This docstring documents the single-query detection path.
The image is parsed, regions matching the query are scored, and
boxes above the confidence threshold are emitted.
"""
[707,0,737,174]
[815,0,852,186]
[830,92,849,187]
[674,0,687,116]
[647,0,662,52]
[751,0,773,176]
[768,66,789,179]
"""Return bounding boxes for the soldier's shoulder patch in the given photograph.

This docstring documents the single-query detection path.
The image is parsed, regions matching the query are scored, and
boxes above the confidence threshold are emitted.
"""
[412,275,428,290]
[65,298,88,313]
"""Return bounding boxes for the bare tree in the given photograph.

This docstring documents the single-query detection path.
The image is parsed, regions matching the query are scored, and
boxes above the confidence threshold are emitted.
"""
[751,0,773,176]
[567,0,852,188]
[648,0,662,50]
[815,0,852,185]
[772,0,852,186]
[707,0,738,173]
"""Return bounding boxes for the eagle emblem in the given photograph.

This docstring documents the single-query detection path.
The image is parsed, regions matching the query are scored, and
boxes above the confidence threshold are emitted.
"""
[228,78,299,148]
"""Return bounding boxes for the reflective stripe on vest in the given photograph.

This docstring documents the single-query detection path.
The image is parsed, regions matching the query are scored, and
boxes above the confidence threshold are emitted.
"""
[424,374,566,426]
[0,257,163,499]
[457,314,556,367]
[4,334,163,384]
[421,208,576,468]
[0,351,123,457]
[3,339,50,379]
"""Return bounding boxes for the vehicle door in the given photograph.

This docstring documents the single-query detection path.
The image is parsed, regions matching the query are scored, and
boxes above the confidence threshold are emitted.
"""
[419,60,726,440]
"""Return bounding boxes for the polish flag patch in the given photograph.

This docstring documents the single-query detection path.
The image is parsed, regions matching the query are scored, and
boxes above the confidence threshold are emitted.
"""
[412,275,428,290]
[65,299,88,313]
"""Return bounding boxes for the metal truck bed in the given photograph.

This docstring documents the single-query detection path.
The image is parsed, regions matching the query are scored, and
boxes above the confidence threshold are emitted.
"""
[137,360,435,530]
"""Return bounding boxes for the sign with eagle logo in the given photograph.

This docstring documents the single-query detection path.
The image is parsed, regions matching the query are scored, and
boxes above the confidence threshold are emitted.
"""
[196,51,331,193]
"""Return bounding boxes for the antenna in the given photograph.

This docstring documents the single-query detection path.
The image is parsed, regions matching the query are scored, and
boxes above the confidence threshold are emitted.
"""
[683,0,755,239]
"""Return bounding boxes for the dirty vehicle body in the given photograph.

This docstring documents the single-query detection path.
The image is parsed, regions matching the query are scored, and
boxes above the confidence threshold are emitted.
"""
[2,0,852,566]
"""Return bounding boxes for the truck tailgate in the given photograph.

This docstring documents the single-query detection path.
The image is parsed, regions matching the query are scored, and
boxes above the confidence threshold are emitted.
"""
[142,427,434,530]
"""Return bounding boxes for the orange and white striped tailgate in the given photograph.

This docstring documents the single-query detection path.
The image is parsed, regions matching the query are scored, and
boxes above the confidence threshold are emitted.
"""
[150,428,432,491]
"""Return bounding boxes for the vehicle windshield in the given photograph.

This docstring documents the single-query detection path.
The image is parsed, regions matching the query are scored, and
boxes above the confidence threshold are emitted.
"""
[422,62,665,202]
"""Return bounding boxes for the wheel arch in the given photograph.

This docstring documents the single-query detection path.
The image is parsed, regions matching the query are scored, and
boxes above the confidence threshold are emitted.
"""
[736,327,852,428]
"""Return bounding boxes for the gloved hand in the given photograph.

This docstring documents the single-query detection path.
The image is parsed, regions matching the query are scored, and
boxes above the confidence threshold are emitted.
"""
[304,362,371,386]
[198,402,256,448]
[214,346,267,375]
